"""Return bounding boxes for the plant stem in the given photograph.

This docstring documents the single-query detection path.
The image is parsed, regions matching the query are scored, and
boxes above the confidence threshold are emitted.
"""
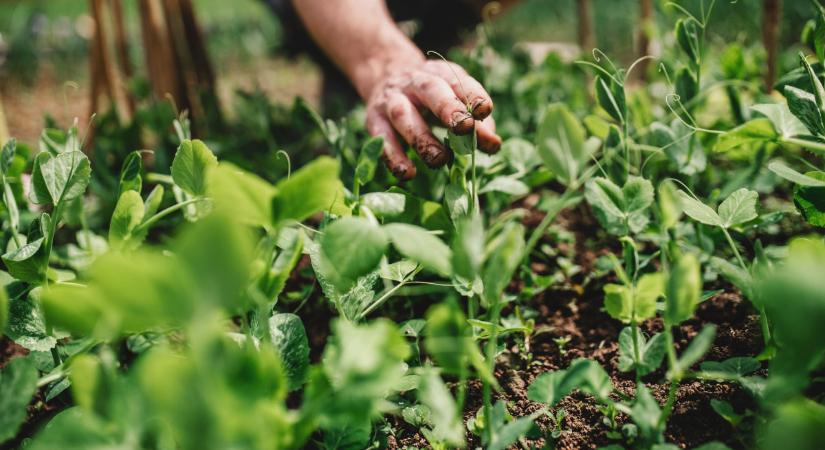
[721,227,771,345]
[470,149,478,215]
[483,296,502,445]
[779,137,825,155]
[721,228,747,271]
[659,327,680,427]
[356,266,421,320]
[133,197,207,233]
[622,119,631,181]
[631,321,642,384]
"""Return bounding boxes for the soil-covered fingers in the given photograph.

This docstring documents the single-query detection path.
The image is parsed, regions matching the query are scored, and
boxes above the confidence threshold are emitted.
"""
[366,107,416,181]
[384,91,452,168]
[476,116,502,154]
[407,71,474,135]
[424,61,493,120]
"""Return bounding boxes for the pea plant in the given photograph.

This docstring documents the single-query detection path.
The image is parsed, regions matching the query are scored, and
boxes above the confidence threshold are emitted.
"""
[1,1,825,449]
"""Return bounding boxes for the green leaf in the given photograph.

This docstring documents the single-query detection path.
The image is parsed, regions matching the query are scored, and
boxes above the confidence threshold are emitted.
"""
[0,284,6,332]
[793,171,825,227]
[527,358,613,407]
[665,253,702,326]
[480,176,529,196]
[714,119,778,152]
[585,176,654,235]
[318,217,388,293]
[769,161,825,187]
[6,292,56,352]
[2,237,47,284]
[604,273,663,324]
[452,213,484,280]
[718,188,758,227]
[673,325,716,375]
[658,180,683,229]
[784,85,825,136]
[259,228,305,301]
[42,250,198,337]
[527,370,570,407]
[379,260,417,282]
[418,370,465,447]
[482,223,525,304]
[675,18,700,66]
[676,191,722,227]
[0,139,16,175]
[171,139,217,197]
[269,313,310,392]
[209,162,276,227]
[595,76,626,123]
[630,383,664,443]
[384,223,452,276]
[355,136,384,185]
[618,327,666,376]
[117,151,142,195]
[488,414,536,450]
[700,357,760,377]
[3,180,19,233]
[752,103,809,138]
[448,129,476,156]
[425,302,473,376]
[108,190,145,251]
[272,156,343,225]
[535,103,593,186]
[361,192,405,218]
[319,319,410,424]
[0,356,39,444]
[675,67,699,103]
[710,256,754,300]
[29,151,91,205]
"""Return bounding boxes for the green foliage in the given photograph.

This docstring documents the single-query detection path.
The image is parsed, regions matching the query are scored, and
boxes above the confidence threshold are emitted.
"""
[0,357,39,444]
[535,103,597,186]
[585,176,654,235]
[269,313,310,391]
[604,272,664,324]
[618,327,666,376]
[677,188,758,229]
[665,253,702,326]
[384,223,452,276]
[272,156,344,225]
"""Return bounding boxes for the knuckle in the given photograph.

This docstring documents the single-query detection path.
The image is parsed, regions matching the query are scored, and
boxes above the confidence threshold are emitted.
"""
[388,103,406,122]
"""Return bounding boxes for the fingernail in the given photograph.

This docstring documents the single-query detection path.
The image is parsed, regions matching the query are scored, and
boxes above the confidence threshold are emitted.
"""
[420,144,450,168]
[392,163,416,181]
[451,111,473,134]
[479,135,502,154]
[471,98,492,119]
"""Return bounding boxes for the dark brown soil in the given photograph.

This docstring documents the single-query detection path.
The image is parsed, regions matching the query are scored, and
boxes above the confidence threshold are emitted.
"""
[386,283,762,450]
[386,200,764,449]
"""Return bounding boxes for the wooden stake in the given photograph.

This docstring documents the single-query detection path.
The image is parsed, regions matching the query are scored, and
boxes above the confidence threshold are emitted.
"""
[576,0,594,53]
[762,0,781,92]
[635,0,653,81]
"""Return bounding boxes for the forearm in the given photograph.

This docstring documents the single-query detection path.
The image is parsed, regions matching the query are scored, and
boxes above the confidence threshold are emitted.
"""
[292,0,424,99]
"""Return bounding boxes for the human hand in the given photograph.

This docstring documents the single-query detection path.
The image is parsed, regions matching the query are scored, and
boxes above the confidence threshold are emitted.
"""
[363,60,502,181]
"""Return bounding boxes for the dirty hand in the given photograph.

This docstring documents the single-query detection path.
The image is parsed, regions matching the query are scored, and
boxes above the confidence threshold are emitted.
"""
[363,60,502,181]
